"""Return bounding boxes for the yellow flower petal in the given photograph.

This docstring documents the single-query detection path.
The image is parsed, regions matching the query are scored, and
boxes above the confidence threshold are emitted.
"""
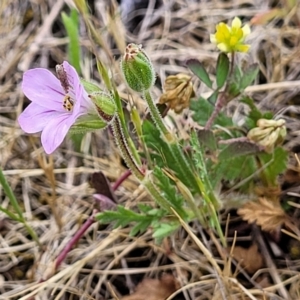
[235,44,250,53]
[242,24,251,37]
[232,17,242,29]
[210,34,217,43]
[230,36,238,47]
[217,43,230,52]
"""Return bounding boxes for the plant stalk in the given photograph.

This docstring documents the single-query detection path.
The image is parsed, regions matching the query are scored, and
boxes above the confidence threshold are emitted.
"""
[0,168,41,246]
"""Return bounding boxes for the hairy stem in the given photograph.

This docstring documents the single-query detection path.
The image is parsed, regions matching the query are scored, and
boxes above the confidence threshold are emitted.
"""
[204,92,227,130]
[111,115,144,181]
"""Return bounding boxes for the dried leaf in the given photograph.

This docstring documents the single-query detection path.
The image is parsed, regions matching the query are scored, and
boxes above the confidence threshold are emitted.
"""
[229,244,264,274]
[238,197,288,232]
[90,171,117,202]
[122,274,179,300]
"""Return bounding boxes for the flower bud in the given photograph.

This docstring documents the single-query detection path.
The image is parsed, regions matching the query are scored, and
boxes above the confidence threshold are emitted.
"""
[89,92,116,123]
[70,116,108,135]
[159,73,195,113]
[247,118,286,153]
[121,43,156,92]
[256,118,285,129]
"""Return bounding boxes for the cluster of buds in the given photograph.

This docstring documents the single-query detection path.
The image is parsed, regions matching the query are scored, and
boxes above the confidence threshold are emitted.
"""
[159,73,195,114]
[247,119,286,153]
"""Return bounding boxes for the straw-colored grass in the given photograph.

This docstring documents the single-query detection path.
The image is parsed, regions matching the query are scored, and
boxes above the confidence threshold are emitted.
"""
[1,0,300,299]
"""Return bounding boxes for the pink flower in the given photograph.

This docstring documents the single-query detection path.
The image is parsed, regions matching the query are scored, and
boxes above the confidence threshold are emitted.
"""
[18,61,95,154]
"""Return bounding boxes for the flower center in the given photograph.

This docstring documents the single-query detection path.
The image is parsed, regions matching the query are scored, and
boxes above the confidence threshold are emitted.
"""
[63,94,74,112]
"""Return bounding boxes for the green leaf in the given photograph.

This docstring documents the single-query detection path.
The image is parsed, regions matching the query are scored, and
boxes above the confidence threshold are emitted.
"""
[186,59,213,88]
[96,205,170,237]
[207,90,219,105]
[216,53,229,89]
[153,167,187,217]
[130,219,152,236]
[62,9,81,73]
[137,203,154,214]
[152,222,179,239]
[218,140,263,161]
[241,96,273,129]
[142,120,193,189]
[240,64,259,90]
[258,147,288,186]
[197,129,217,151]
[190,97,233,127]
[241,96,263,128]
[228,65,243,97]
[96,206,141,225]
[212,155,257,191]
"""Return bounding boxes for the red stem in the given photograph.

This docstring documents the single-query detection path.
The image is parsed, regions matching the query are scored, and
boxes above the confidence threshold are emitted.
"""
[55,211,96,269]
[54,169,132,271]
[112,169,132,190]
[204,92,226,130]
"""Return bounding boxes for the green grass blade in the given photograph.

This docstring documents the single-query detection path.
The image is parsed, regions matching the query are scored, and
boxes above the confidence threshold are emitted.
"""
[62,9,81,73]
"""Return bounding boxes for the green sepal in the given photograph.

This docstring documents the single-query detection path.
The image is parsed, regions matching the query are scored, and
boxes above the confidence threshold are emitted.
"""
[80,79,102,94]
[216,53,229,89]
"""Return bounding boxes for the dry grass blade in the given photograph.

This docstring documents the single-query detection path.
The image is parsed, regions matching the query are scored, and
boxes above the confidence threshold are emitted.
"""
[1,0,300,299]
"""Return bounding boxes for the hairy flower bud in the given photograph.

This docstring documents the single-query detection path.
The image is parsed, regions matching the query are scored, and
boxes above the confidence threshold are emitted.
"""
[121,43,156,92]
[89,92,116,123]
[247,118,286,153]
[80,79,102,94]
[159,73,195,114]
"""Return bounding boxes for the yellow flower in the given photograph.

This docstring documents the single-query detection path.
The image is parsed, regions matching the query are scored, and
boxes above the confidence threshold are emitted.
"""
[210,17,251,53]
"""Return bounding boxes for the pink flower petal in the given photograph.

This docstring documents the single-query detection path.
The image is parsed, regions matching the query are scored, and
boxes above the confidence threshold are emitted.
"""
[19,61,97,154]
[22,69,65,111]
[41,113,77,154]
[18,103,61,133]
